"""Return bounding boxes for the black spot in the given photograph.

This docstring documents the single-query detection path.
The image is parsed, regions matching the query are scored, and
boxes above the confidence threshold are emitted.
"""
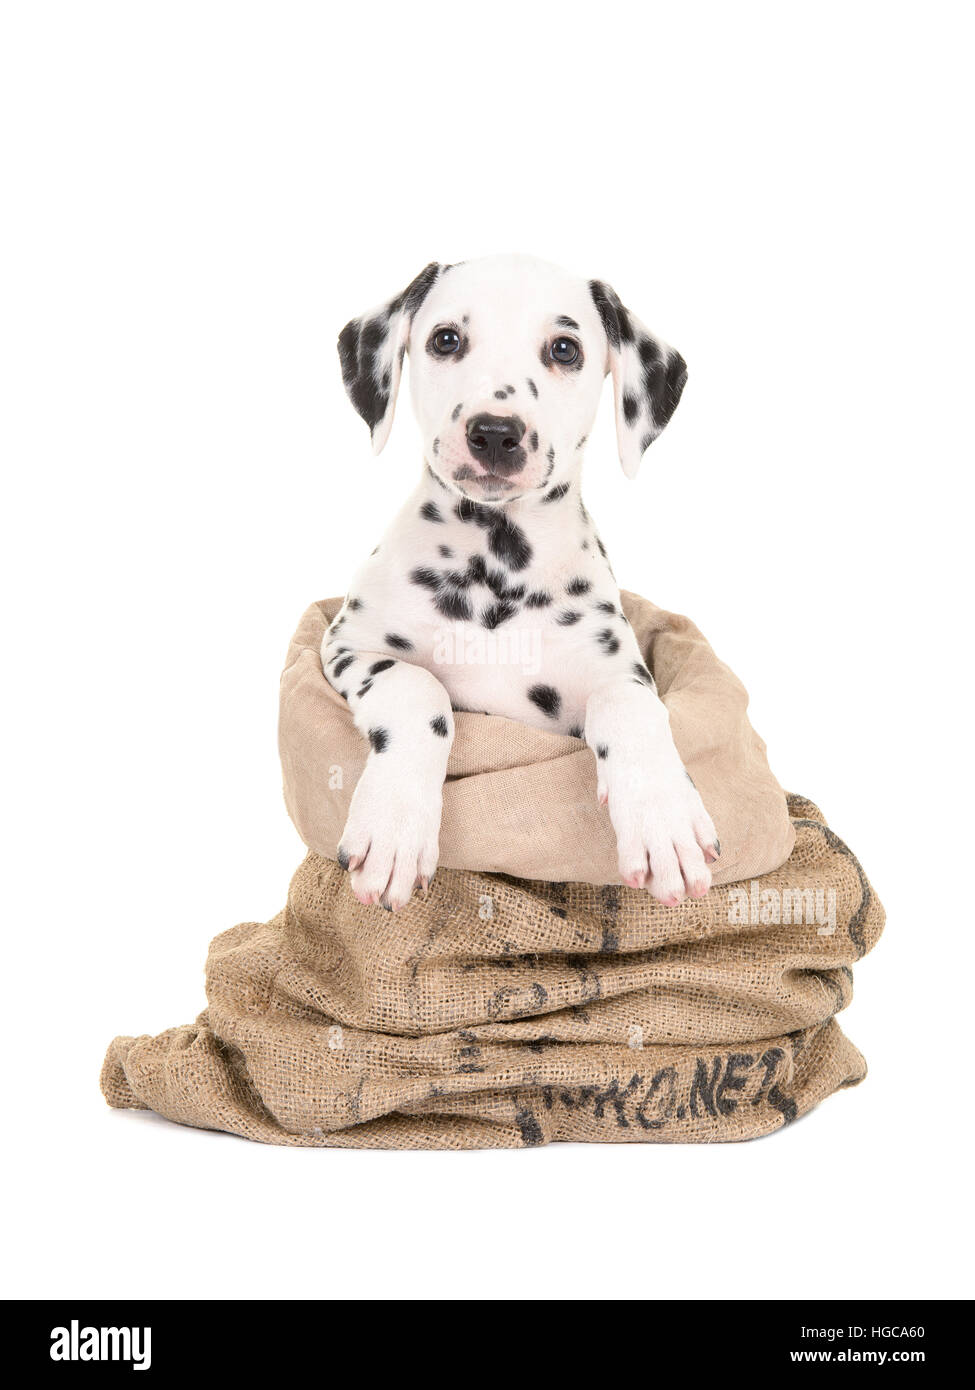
[632,660,655,687]
[455,500,532,570]
[486,568,525,602]
[430,714,449,737]
[412,562,475,620]
[546,445,555,464]
[368,727,389,753]
[369,658,395,675]
[451,401,464,421]
[432,437,440,456]
[337,317,389,432]
[623,392,639,425]
[466,553,488,585]
[348,596,363,611]
[410,566,440,590]
[427,464,449,490]
[494,389,508,400]
[597,628,620,655]
[438,544,453,558]
[639,337,661,367]
[529,431,539,451]
[436,587,473,621]
[568,725,583,739]
[556,610,582,626]
[482,600,518,629]
[524,590,552,608]
[385,633,413,651]
[356,679,373,697]
[566,577,591,596]
[595,600,616,614]
[640,339,688,432]
[576,435,588,449]
[420,500,444,522]
[543,482,571,504]
[332,654,354,678]
[596,537,609,560]
[596,744,609,759]
[528,684,561,719]
[589,279,635,349]
[527,378,539,398]
[395,262,441,317]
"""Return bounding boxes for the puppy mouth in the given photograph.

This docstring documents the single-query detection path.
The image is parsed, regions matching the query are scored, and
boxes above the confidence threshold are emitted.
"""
[451,464,517,491]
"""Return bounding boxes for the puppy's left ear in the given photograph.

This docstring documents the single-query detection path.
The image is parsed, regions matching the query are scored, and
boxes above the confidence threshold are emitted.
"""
[338,262,443,454]
[590,280,688,479]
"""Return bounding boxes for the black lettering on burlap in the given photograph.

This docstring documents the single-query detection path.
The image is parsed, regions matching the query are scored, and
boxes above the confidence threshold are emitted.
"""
[592,1073,643,1127]
[716,1053,754,1115]
[487,980,548,1020]
[750,1046,798,1123]
[751,1047,784,1105]
[515,1107,544,1146]
[634,1065,678,1130]
[689,1057,721,1118]
[767,1083,798,1124]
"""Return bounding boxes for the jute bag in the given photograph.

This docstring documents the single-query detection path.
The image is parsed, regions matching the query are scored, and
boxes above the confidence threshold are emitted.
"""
[102,596,883,1147]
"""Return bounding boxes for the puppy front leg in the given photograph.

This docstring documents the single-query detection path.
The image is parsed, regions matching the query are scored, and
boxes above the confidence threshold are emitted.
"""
[323,644,454,910]
[584,678,719,905]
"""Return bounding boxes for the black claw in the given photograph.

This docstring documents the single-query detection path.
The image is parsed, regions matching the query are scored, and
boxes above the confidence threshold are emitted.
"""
[336,847,351,871]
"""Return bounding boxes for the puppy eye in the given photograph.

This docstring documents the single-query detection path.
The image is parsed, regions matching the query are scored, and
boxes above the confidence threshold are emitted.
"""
[550,336,580,365]
[431,328,461,355]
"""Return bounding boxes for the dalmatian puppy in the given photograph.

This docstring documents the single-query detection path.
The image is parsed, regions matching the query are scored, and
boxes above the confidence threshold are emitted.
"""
[325,254,719,911]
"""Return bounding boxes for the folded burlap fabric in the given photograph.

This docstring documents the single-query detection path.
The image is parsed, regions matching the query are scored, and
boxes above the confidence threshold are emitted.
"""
[101,597,883,1147]
[279,593,795,885]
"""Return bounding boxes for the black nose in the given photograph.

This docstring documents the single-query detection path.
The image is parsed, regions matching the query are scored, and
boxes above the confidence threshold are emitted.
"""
[466,413,527,473]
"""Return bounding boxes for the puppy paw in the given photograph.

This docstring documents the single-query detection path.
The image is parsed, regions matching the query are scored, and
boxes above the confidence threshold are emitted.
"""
[336,758,442,911]
[599,759,719,906]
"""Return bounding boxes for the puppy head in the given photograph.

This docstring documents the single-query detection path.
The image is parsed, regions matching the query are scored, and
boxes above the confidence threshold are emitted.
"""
[338,255,687,502]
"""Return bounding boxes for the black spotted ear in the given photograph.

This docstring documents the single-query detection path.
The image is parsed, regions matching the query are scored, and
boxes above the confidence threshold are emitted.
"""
[337,263,442,454]
[589,280,688,479]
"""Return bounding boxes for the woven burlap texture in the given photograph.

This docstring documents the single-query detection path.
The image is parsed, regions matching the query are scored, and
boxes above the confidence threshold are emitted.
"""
[102,596,883,1147]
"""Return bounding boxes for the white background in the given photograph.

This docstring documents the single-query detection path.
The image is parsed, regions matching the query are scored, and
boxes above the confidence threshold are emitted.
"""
[2,1,972,1301]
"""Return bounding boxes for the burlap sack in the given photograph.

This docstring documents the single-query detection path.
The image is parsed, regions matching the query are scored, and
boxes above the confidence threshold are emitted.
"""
[279,593,796,885]
[101,599,883,1147]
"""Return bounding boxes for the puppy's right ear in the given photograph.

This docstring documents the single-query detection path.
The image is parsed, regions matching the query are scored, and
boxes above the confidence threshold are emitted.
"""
[337,263,443,454]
